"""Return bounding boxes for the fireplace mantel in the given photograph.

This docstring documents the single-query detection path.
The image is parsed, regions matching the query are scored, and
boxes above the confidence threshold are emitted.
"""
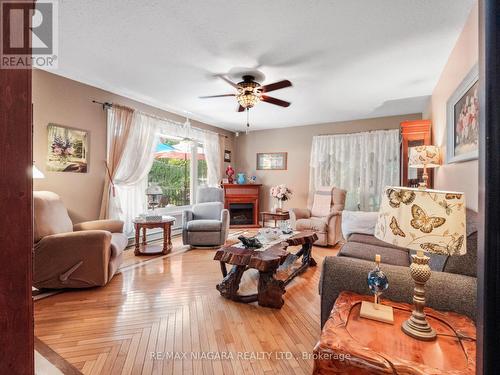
[222,184,261,228]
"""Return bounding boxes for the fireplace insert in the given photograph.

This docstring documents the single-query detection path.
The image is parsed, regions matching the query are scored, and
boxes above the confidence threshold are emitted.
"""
[229,203,254,226]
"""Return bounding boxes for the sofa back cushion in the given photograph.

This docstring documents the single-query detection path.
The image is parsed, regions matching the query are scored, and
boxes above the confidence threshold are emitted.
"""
[443,209,478,277]
[33,191,73,242]
[193,202,222,220]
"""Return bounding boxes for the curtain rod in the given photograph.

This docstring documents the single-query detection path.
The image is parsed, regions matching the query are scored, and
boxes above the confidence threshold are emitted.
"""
[91,99,228,139]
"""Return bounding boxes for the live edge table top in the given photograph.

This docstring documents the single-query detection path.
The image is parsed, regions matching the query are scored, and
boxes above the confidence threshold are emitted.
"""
[213,230,318,272]
[313,292,476,375]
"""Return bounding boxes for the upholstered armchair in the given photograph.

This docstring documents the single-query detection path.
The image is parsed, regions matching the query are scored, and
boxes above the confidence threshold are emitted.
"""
[33,191,127,289]
[182,187,229,247]
[289,186,347,246]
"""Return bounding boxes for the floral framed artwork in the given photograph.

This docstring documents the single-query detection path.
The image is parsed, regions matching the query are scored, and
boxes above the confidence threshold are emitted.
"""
[446,64,479,163]
[46,124,89,173]
[256,152,287,170]
[224,149,231,162]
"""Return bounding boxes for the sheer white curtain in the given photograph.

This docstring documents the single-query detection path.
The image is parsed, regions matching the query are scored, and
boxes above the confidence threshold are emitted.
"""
[110,112,159,234]
[309,129,400,211]
[106,110,222,235]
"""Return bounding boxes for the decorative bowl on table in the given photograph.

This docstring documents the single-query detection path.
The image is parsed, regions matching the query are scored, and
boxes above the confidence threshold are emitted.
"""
[258,228,281,242]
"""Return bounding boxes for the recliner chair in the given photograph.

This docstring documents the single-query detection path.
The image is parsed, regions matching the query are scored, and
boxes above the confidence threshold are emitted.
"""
[182,187,229,247]
[33,191,127,289]
[289,186,347,246]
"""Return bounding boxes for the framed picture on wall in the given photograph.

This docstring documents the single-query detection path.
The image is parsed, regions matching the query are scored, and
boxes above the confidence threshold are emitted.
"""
[256,152,287,170]
[446,64,479,163]
[46,123,89,173]
[224,149,231,162]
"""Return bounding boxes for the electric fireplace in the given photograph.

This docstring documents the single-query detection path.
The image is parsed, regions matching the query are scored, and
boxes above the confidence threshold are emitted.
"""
[222,184,261,228]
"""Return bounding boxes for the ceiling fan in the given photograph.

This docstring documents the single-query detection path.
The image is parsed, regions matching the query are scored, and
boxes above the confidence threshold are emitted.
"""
[199,74,292,112]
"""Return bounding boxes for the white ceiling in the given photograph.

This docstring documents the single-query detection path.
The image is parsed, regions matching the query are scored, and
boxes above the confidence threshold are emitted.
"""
[51,0,475,131]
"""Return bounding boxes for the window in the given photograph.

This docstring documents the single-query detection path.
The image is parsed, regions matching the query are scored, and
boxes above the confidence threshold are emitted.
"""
[148,135,207,208]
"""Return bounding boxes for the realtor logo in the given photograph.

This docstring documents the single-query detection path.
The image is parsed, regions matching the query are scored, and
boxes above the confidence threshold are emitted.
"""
[1,0,58,69]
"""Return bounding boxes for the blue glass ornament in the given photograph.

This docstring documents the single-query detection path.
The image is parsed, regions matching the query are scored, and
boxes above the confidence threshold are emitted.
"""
[367,255,389,304]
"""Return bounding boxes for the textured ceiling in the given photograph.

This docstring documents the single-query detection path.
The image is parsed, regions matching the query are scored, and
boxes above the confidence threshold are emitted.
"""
[50,0,474,131]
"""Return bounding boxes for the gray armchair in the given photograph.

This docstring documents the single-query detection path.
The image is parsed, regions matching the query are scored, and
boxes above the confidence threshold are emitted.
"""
[182,187,229,247]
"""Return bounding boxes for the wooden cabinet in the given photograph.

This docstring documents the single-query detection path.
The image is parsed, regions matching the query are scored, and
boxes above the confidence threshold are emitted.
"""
[222,184,261,228]
[400,120,433,188]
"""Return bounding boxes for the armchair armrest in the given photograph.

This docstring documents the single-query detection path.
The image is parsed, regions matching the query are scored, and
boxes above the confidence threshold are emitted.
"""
[33,230,112,288]
[182,209,194,229]
[74,219,124,233]
[289,208,311,228]
[319,256,476,327]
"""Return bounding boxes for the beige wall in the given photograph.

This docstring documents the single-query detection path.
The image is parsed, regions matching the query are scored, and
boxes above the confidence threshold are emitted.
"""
[235,114,421,212]
[33,70,234,223]
[425,2,478,211]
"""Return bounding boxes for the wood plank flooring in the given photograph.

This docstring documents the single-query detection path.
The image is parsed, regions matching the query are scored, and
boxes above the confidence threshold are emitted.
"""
[34,234,338,375]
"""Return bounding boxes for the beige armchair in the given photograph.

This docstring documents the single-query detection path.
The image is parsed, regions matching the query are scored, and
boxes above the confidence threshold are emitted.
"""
[289,187,347,246]
[33,191,127,289]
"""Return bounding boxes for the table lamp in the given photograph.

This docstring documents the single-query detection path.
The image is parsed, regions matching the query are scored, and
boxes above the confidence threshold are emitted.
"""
[146,184,163,211]
[32,164,45,179]
[375,186,466,341]
[408,145,440,188]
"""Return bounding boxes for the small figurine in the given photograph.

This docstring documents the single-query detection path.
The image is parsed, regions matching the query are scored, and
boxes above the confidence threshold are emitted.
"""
[238,235,263,249]
[225,165,235,184]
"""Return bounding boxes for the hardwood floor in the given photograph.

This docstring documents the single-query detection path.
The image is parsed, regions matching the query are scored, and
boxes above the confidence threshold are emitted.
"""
[34,234,338,375]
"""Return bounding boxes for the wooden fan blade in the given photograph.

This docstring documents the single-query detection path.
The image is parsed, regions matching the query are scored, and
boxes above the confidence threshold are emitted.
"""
[216,74,239,88]
[237,105,245,112]
[199,94,235,99]
[261,95,291,107]
[261,80,292,93]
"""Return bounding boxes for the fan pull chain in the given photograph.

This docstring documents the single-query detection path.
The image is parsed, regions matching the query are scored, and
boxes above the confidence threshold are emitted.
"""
[246,108,250,134]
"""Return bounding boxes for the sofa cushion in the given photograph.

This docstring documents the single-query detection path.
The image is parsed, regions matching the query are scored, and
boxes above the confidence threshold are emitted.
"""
[110,233,128,257]
[347,233,407,251]
[296,217,327,233]
[187,219,222,232]
[33,191,73,242]
[443,209,478,277]
[193,202,222,220]
[338,241,410,267]
[311,187,332,217]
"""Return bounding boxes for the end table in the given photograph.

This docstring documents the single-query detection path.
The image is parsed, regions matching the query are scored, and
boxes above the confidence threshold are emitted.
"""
[133,216,175,256]
[261,210,290,227]
[313,292,476,374]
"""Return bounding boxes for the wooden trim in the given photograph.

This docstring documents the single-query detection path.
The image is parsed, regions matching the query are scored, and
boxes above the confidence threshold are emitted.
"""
[35,337,83,375]
[0,1,34,371]
[477,1,500,373]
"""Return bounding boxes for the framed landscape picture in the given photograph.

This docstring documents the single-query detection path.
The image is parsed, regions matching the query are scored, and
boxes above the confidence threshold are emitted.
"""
[256,152,287,170]
[46,124,89,173]
[446,64,479,163]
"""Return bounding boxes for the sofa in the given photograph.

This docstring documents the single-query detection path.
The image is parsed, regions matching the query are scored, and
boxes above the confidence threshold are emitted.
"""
[33,191,128,289]
[182,187,230,247]
[290,186,347,246]
[319,209,478,327]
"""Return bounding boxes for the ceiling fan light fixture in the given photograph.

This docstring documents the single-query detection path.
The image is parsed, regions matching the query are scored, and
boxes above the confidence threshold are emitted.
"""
[236,92,261,108]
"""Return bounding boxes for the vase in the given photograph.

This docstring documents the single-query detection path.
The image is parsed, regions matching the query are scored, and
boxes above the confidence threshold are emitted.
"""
[236,173,246,184]
[276,199,283,212]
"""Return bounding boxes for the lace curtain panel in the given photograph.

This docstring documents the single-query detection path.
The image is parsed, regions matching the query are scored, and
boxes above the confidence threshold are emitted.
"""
[309,129,400,211]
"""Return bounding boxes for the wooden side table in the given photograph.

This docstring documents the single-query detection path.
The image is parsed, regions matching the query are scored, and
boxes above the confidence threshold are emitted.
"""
[313,292,476,374]
[133,216,175,256]
[261,210,290,227]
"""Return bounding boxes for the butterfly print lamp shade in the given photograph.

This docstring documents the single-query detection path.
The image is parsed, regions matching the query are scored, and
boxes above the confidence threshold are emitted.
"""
[408,145,440,188]
[375,186,466,341]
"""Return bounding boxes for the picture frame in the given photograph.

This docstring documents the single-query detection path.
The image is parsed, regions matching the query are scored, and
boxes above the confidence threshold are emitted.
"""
[446,64,479,164]
[256,152,287,170]
[224,149,231,162]
[46,123,89,173]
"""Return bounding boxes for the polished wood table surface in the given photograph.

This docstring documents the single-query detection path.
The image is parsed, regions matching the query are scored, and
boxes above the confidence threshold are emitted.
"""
[261,210,290,227]
[313,292,476,374]
[214,230,318,308]
[132,216,175,256]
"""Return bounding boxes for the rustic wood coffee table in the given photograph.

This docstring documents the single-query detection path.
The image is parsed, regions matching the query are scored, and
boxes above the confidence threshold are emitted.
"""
[313,292,476,374]
[213,230,318,308]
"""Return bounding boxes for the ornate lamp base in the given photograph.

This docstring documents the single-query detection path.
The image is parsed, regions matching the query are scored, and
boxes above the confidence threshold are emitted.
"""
[402,250,437,341]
